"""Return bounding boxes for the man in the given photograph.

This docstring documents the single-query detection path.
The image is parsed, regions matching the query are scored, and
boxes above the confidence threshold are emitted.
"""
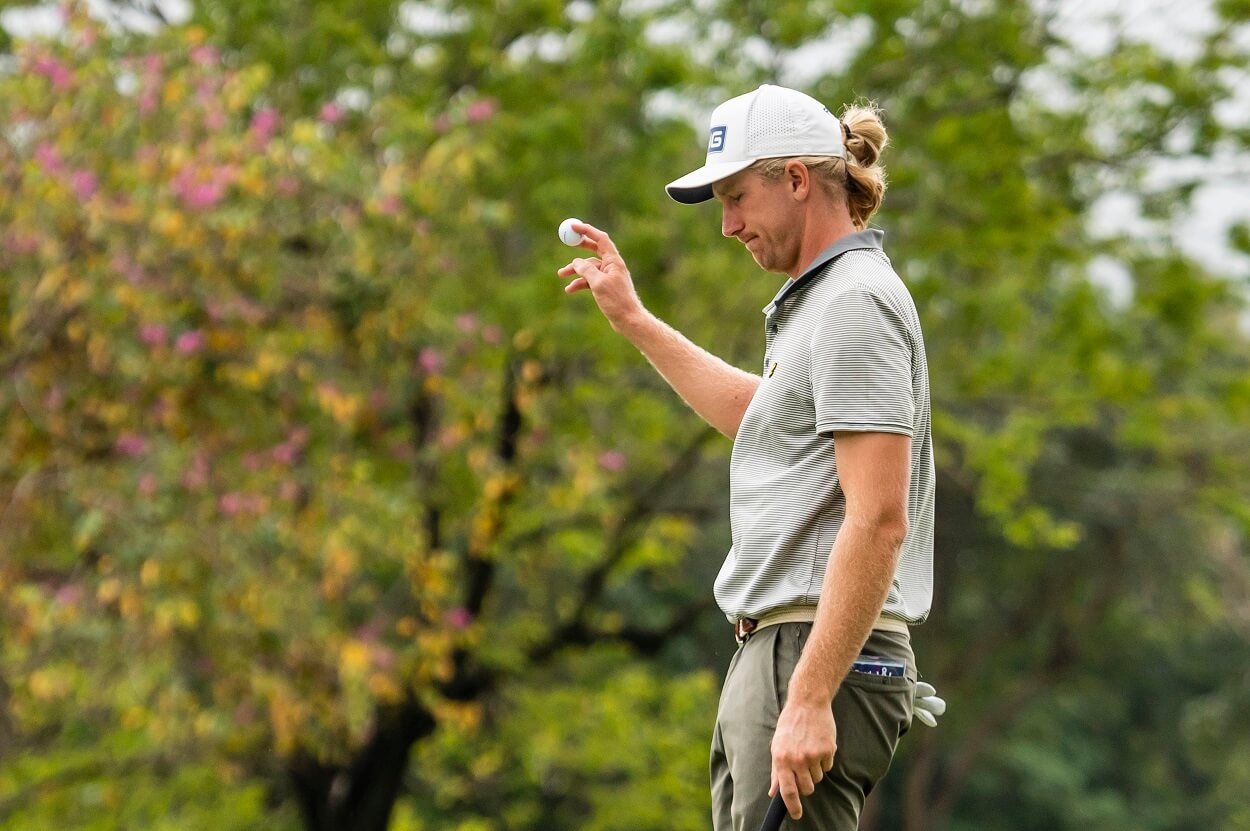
[557,84,934,830]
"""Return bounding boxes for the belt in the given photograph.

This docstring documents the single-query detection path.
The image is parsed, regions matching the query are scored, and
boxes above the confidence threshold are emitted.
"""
[733,607,909,645]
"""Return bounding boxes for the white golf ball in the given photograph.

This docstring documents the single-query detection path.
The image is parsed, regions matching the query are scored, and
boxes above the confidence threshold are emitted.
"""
[559,218,584,246]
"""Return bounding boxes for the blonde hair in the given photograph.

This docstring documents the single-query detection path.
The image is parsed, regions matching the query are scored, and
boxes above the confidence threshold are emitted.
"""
[750,101,889,229]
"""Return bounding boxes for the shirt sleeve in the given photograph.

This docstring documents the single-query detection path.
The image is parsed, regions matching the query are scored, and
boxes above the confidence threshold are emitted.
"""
[811,287,915,437]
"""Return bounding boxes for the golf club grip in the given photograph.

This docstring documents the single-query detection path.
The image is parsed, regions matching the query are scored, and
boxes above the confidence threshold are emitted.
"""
[759,793,787,831]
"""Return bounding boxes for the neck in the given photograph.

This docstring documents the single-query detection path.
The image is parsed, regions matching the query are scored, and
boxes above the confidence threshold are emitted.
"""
[787,208,859,279]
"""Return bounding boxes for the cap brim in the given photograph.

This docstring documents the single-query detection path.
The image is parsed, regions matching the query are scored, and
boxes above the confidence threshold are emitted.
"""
[664,159,756,204]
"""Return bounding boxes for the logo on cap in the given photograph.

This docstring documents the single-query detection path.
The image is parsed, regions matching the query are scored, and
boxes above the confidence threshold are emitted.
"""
[708,126,727,153]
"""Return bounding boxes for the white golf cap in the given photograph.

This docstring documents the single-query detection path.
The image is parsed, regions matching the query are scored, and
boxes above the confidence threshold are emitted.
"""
[665,84,847,205]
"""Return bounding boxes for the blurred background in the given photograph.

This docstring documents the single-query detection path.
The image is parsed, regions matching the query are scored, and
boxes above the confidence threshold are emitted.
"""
[2,0,1248,829]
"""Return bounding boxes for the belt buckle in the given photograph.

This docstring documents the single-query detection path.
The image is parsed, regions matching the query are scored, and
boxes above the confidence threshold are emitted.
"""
[734,617,758,645]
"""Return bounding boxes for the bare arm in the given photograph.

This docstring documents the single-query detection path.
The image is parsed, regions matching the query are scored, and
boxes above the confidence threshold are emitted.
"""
[557,221,760,439]
[769,430,912,820]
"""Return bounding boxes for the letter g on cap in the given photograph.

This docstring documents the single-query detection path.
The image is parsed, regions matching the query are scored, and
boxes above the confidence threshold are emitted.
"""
[708,125,727,153]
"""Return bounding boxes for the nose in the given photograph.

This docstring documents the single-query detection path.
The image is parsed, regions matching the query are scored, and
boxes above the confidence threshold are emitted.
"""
[721,204,744,239]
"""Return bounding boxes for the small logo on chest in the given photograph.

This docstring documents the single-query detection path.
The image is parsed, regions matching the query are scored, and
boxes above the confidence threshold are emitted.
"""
[768,361,779,377]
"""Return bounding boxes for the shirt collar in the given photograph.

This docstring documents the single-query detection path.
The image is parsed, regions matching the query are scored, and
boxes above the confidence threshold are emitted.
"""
[763,228,886,316]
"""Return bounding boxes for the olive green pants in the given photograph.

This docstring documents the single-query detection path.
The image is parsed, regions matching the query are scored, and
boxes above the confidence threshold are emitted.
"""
[710,623,916,831]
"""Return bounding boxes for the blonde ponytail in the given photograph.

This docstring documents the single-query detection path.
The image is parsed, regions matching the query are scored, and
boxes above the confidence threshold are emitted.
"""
[749,100,890,229]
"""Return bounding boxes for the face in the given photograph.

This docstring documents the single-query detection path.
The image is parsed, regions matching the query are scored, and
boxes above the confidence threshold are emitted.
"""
[712,167,806,275]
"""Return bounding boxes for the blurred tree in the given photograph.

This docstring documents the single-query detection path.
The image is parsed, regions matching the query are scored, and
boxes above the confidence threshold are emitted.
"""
[0,3,737,829]
[1,0,1249,830]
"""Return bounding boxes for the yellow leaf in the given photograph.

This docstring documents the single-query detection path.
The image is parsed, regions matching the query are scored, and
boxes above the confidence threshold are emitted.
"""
[340,640,370,674]
[368,673,401,703]
[163,78,186,106]
[97,577,121,603]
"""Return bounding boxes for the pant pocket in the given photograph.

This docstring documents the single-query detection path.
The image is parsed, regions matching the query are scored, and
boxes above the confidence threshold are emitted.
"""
[834,671,915,789]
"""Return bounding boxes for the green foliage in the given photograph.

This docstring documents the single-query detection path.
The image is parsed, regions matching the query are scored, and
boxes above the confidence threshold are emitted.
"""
[404,646,717,831]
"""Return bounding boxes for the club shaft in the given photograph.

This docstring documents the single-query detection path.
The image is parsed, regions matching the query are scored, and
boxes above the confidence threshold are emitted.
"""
[759,793,787,831]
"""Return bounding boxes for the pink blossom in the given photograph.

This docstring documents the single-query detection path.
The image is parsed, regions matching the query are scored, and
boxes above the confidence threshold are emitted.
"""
[113,254,146,285]
[371,645,396,670]
[171,165,235,210]
[271,442,297,465]
[377,195,401,216]
[34,143,63,174]
[418,347,443,374]
[184,182,226,209]
[54,584,84,606]
[218,492,245,515]
[598,450,627,473]
[190,45,218,66]
[482,325,504,345]
[148,397,170,422]
[138,472,158,497]
[249,107,281,146]
[139,89,159,115]
[115,432,148,457]
[466,98,498,123]
[175,330,205,354]
[242,452,264,472]
[204,108,227,131]
[445,607,473,629]
[142,54,163,76]
[320,102,344,124]
[140,323,167,347]
[276,177,300,196]
[455,313,478,333]
[44,386,64,410]
[32,56,73,91]
[9,234,38,255]
[182,452,210,490]
[71,170,98,200]
[288,426,310,446]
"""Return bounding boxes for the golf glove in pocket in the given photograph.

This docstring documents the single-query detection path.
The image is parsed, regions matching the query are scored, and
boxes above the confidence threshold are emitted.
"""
[913,681,946,727]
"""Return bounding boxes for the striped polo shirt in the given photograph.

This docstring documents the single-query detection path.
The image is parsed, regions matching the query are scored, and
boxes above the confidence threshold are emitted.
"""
[716,228,934,625]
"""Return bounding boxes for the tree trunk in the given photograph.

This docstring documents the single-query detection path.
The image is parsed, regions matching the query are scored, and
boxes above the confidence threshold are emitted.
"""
[288,698,436,831]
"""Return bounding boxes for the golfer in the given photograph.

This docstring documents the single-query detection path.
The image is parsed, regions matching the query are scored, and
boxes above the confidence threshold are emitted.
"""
[558,84,934,830]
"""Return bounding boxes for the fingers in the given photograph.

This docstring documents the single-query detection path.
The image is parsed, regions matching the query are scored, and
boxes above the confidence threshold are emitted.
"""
[556,257,601,278]
[556,257,602,295]
[570,221,619,257]
[777,771,804,820]
[771,753,832,821]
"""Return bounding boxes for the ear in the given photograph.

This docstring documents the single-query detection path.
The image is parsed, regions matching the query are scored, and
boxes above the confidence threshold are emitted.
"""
[783,160,811,201]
